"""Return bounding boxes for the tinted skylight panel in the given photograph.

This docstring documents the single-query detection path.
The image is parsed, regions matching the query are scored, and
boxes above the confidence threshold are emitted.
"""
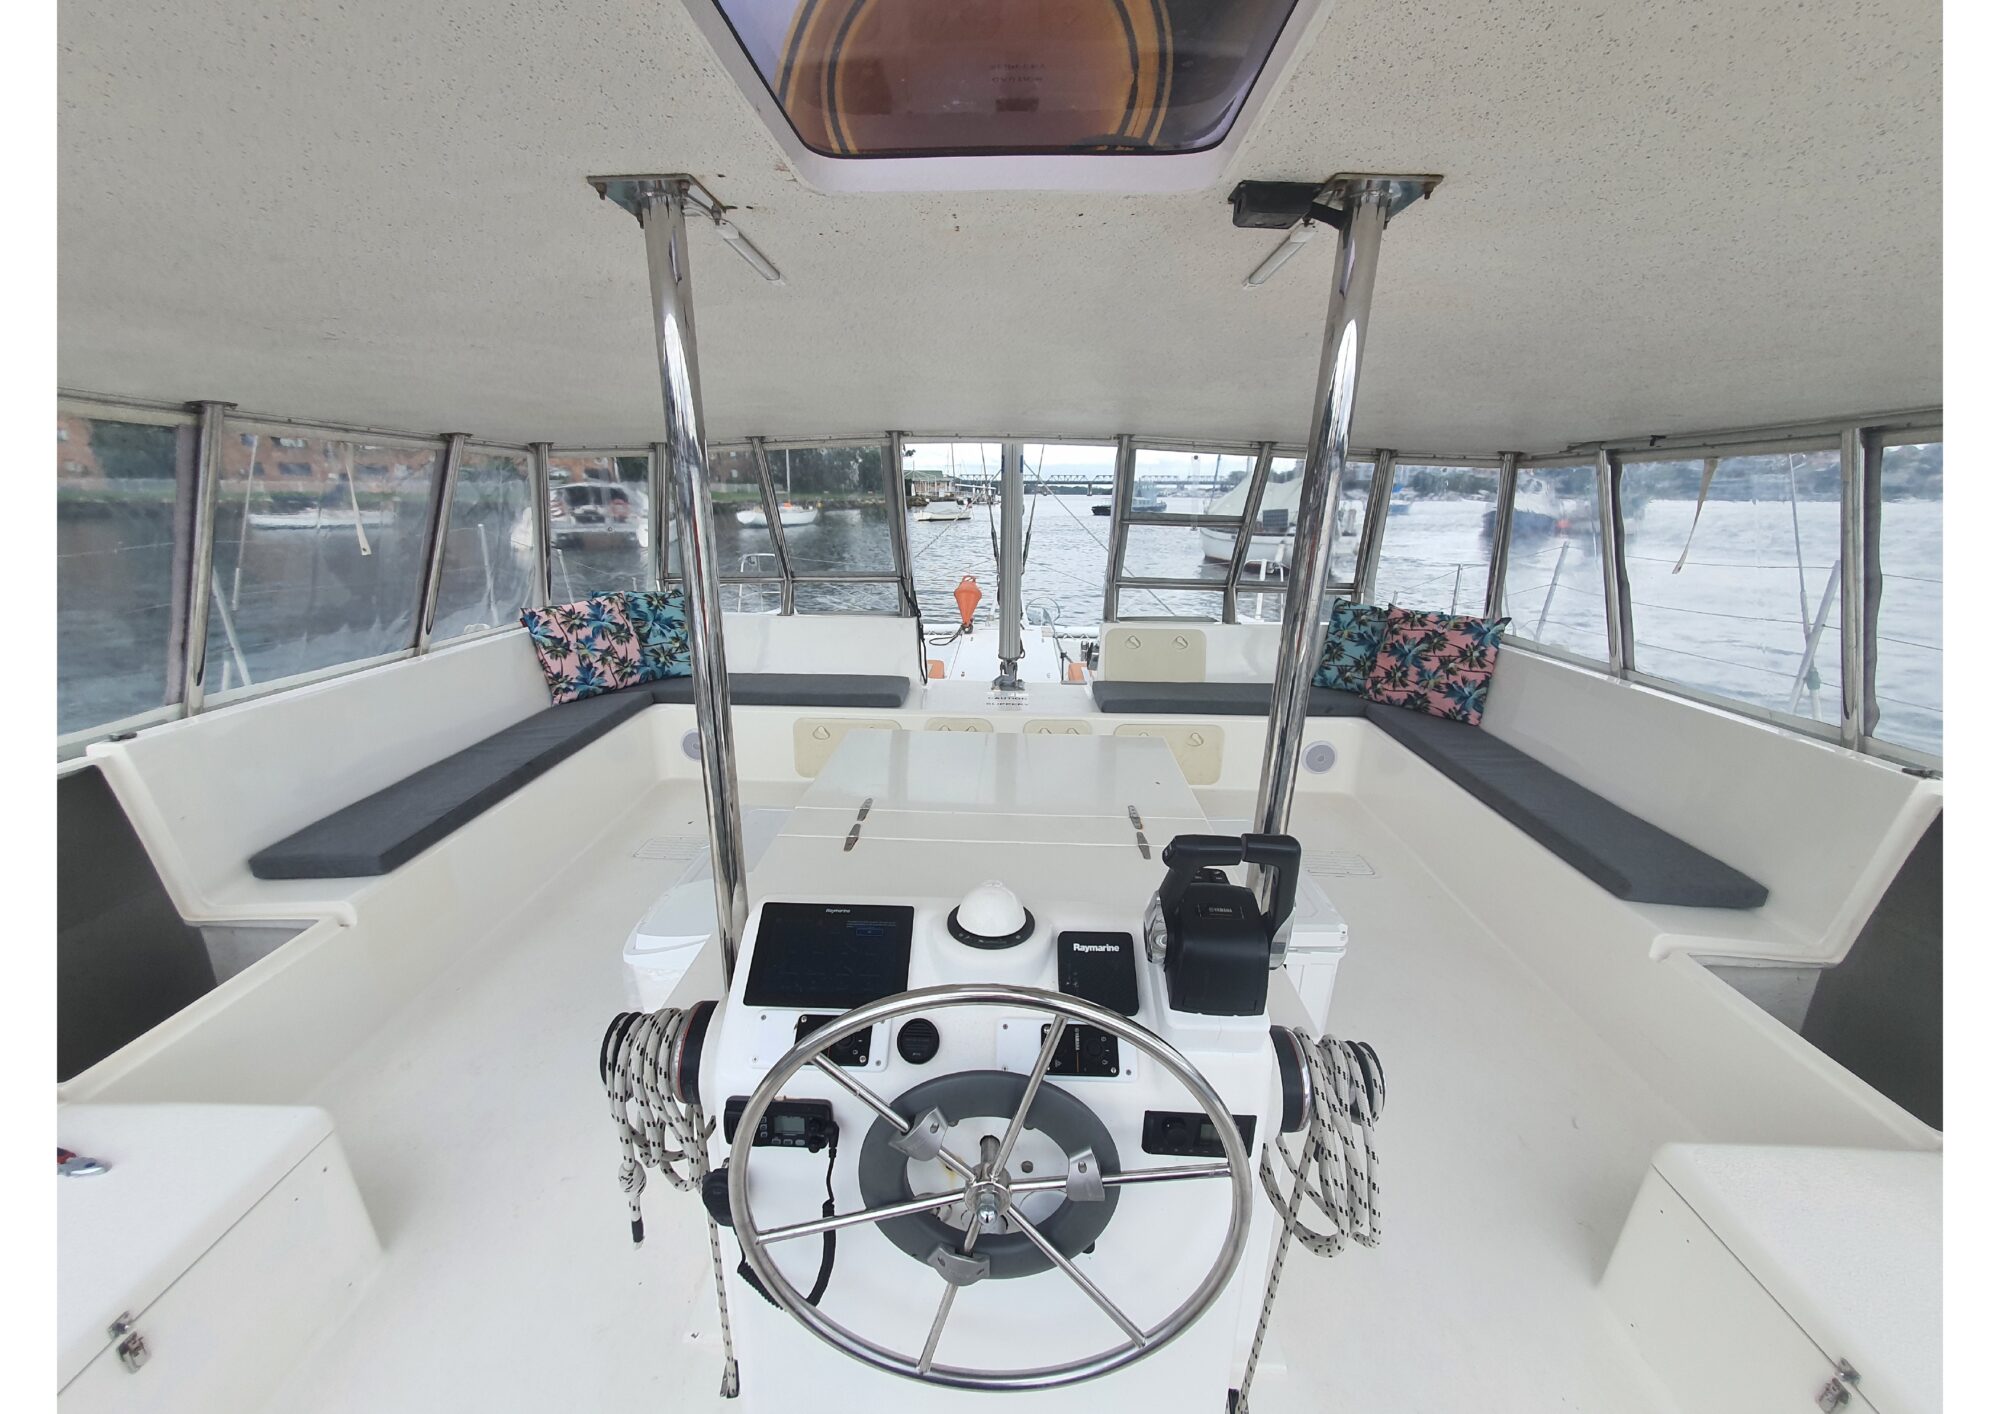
[709,0,1300,157]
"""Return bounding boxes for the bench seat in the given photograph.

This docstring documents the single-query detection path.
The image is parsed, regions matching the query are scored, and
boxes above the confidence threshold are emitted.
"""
[1089,681,1371,717]
[1365,703,1768,909]
[248,672,911,880]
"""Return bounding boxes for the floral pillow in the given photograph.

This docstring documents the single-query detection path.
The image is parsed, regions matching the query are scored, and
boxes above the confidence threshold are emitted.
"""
[1362,606,1510,724]
[1313,598,1390,694]
[621,588,693,682]
[519,595,642,704]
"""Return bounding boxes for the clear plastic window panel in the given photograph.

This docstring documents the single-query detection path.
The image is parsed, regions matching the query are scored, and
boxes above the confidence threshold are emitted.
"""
[772,442,897,613]
[1117,588,1224,621]
[794,581,902,615]
[1622,451,1843,727]
[1371,463,1502,615]
[546,453,650,601]
[1023,445,1116,627]
[430,448,539,639]
[1497,463,1608,659]
[709,0,1301,158]
[1873,442,1941,754]
[905,442,999,630]
[57,412,195,734]
[705,446,782,588]
[1131,448,1255,514]
[205,425,440,692]
[1235,455,1371,623]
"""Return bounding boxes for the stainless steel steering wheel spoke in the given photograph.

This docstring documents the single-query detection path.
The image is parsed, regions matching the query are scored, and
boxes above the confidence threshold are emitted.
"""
[1007,1159,1232,1198]
[810,1053,979,1180]
[1008,1210,1148,1348]
[916,1280,960,1374]
[758,1189,966,1245]
[917,1168,989,1374]
[991,1009,1069,1172]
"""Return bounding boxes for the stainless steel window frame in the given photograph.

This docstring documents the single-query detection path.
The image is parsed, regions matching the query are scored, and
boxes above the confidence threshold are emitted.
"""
[1487,455,1608,662]
[57,395,207,731]
[1859,422,1944,766]
[53,387,1945,768]
[1594,431,1919,757]
[204,412,451,706]
[422,438,536,649]
[1364,454,1506,617]
[1109,438,1265,621]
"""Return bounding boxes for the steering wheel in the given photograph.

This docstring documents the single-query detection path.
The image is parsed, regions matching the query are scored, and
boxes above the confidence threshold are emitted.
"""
[726,983,1253,1390]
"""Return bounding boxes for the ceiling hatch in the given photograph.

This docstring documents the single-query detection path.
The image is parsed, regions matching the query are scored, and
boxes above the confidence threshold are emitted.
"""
[684,0,1322,193]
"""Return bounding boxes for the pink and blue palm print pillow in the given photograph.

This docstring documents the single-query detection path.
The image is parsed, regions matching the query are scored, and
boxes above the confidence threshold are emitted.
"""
[1313,599,1391,693]
[520,594,643,704]
[620,588,693,682]
[1364,605,1510,724]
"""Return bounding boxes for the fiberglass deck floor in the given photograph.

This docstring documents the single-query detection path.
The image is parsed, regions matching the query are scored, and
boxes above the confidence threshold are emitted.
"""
[259,781,1678,1414]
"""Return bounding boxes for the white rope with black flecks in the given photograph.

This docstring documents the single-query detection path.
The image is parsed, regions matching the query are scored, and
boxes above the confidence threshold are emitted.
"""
[1233,1031,1385,1413]
[603,1006,740,1398]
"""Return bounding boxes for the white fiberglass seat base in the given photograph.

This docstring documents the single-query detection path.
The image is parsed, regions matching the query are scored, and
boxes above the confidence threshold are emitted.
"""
[252,773,1691,1414]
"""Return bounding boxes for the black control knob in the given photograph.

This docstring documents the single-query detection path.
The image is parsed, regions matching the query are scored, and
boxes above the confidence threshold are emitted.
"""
[896,1018,941,1065]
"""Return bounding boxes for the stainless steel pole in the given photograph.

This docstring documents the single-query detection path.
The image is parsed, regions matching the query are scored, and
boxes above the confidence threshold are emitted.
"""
[1252,179,1412,929]
[1102,434,1137,622]
[995,440,1025,688]
[1221,442,1276,624]
[1485,451,1520,621]
[416,432,469,654]
[181,400,234,715]
[632,179,749,979]
[1596,450,1628,669]
[1838,426,1866,748]
[530,442,554,605]
[748,437,797,614]
[648,441,670,588]
[884,432,917,619]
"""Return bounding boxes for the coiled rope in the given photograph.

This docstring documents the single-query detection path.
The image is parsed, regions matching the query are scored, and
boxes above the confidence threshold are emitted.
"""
[1233,1030,1386,1412]
[601,1005,740,1398]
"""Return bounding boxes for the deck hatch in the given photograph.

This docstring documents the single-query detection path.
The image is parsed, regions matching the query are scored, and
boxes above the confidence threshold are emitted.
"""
[704,0,1301,159]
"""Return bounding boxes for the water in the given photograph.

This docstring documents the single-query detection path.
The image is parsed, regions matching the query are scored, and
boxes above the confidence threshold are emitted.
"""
[56,490,1942,757]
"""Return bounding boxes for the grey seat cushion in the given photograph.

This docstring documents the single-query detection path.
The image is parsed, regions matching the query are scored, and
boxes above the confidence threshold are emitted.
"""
[248,684,656,879]
[649,672,911,710]
[1364,704,1768,909]
[1090,680,1370,717]
[248,671,912,879]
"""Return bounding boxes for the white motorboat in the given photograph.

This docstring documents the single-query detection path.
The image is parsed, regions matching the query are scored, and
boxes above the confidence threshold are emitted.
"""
[736,501,820,528]
[52,4,1951,1414]
[914,497,971,522]
[1197,472,1363,567]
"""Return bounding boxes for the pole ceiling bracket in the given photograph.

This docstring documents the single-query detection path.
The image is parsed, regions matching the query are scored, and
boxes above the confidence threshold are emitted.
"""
[1321,173,1444,224]
[586,173,729,223]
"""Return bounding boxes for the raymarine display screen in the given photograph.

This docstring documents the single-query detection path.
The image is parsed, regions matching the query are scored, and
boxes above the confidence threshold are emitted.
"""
[743,903,914,1010]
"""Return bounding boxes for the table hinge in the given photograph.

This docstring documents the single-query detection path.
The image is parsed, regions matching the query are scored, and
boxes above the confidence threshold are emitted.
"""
[1816,1358,1859,1411]
[108,1312,150,1373]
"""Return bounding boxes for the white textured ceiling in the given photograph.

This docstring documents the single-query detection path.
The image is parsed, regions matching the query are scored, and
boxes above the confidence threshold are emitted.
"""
[57,0,1940,453]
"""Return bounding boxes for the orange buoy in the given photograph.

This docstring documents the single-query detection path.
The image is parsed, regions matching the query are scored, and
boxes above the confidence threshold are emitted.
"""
[953,575,983,631]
